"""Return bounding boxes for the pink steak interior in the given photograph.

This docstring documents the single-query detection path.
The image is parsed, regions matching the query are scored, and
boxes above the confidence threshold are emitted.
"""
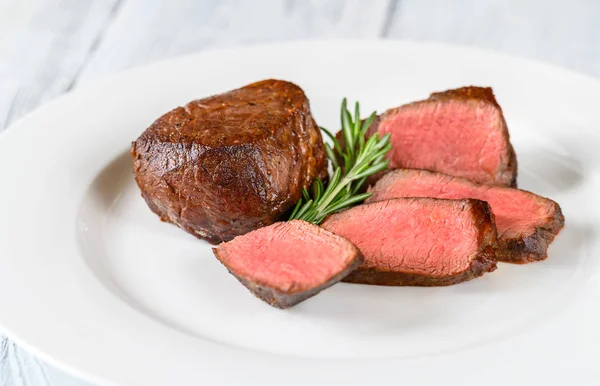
[379,100,510,184]
[369,170,556,239]
[323,199,483,277]
[215,220,357,293]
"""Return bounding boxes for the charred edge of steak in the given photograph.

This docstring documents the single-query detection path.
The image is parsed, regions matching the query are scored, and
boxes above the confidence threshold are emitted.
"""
[506,142,518,188]
[470,197,498,247]
[503,117,518,188]
[342,199,498,286]
[429,86,500,106]
[212,248,364,309]
[342,245,497,286]
[495,204,565,263]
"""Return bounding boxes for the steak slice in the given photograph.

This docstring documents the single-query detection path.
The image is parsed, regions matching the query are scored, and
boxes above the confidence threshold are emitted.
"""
[365,86,517,187]
[321,198,497,286]
[132,79,328,244]
[213,220,363,308]
[366,169,565,263]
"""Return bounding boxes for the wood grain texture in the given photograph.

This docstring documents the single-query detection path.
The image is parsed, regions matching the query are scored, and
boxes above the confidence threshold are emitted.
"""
[0,339,87,385]
[0,0,598,384]
[1,340,51,386]
[76,0,392,83]
[0,0,121,131]
[387,0,600,77]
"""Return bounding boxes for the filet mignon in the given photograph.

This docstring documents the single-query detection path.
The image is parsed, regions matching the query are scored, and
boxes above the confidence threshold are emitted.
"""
[213,220,364,308]
[364,86,517,187]
[367,169,565,263]
[321,198,498,286]
[132,79,328,244]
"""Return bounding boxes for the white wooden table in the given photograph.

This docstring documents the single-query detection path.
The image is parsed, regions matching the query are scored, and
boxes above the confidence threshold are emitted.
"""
[0,0,597,384]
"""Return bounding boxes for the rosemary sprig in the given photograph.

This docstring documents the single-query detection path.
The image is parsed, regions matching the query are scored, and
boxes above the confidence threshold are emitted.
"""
[289,98,392,224]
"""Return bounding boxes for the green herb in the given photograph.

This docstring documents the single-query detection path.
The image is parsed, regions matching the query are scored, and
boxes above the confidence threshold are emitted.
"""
[289,98,392,224]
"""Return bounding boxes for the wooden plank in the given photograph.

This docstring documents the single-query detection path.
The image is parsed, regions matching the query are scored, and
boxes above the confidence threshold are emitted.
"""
[77,0,393,83]
[0,340,89,385]
[386,0,600,77]
[0,339,90,385]
[0,0,121,130]
[1,339,51,386]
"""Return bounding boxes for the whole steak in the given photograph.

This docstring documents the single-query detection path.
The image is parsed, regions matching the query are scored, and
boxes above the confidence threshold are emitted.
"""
[132,79,327,244]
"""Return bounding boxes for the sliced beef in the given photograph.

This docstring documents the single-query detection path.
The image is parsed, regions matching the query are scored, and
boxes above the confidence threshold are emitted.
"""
[213,220,363,308]
[364,86,517,187]
[366,169,565,263]
[321,198,497,286]
[132,79,328,244]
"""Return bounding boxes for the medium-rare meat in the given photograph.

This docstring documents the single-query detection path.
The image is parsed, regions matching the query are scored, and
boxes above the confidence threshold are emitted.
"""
[213,220,363,308]
[132,79,328,244]
[366,169,565,263]
[321,198,497,286]
[364,86,517,187]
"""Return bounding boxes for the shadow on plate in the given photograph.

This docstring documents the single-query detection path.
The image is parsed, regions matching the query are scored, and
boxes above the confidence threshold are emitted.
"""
[517,149,584,194]
[88,149,135,211]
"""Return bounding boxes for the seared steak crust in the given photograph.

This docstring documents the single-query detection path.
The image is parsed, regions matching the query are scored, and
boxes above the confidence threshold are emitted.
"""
[343,246,496,286]
[496,207,565,263]
[132,79,327,244]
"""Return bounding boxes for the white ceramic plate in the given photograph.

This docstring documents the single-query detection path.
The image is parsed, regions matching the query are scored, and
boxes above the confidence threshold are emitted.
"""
[0,40,599,385]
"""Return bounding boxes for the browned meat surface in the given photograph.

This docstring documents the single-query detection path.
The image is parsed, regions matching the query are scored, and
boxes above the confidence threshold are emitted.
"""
[213,220,363,308]
[132,79,327,244]
[321,198,498,286]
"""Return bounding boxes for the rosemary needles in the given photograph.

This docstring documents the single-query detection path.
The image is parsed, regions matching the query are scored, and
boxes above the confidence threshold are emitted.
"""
[289,98,392,224]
